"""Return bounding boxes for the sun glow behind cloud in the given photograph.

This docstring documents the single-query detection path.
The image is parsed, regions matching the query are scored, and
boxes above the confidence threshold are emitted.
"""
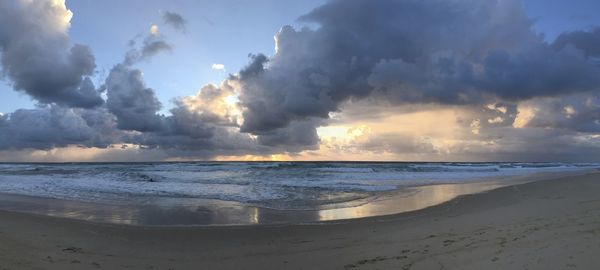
[297,108,465,161]
[47,0,73,27]
[317,125,371,145]
[513,104,537,128]
[213,154,292,162]
[150,24,159,35]
[0,144,164,162]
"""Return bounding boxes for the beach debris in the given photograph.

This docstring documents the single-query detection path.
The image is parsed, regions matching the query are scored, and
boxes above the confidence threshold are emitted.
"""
[62,247,83,253]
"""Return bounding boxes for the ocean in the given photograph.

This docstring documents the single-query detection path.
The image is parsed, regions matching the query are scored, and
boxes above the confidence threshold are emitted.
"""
[0,162,596,225]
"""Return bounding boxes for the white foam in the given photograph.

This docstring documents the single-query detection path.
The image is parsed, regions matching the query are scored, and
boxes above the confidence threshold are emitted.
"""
[0,162,596,208]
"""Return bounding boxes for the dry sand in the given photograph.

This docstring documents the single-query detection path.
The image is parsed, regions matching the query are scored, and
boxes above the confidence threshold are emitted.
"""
[0,172,599,270]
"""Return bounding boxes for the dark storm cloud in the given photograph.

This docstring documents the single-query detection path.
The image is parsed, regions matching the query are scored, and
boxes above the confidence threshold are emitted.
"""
[124,34,173,65]
[553,27,600,57]
[256,119,321,151]
[127,125,264,156]
[162,11,187,32]
[475,46,600,100]
[520,95,600,132]
[0,106,117,150]
[105,64,164,132]
[235,0,600,147]
[0,0,103,108]
[452,103,519,134]
[106,24,175,132]
[237,0,537,133]
[369,45,600,104]
[458,126,600,162]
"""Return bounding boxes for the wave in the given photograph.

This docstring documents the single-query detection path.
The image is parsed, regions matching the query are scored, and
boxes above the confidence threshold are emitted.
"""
[0,162,597,210]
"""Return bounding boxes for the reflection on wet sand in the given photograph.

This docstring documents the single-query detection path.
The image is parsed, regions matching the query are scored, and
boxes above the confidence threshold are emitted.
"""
[318,181,504,221]
[0,180,513,226]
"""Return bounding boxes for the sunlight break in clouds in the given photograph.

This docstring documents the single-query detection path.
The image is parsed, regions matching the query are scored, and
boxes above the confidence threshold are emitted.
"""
[150,24,159,35]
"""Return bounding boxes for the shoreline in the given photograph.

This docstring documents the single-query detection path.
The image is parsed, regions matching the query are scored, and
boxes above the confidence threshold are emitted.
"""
[0,172,599,269]
[0,169,593,227]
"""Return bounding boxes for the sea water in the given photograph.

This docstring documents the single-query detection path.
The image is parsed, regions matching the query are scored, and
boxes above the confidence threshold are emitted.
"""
[0,162,595,211]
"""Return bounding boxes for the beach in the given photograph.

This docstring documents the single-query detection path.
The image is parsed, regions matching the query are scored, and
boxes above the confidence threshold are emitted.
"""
[2,0,600,269]
[0,172,598,269]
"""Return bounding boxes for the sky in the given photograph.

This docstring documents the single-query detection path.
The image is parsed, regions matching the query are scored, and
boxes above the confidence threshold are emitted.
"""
[1,0,600,162]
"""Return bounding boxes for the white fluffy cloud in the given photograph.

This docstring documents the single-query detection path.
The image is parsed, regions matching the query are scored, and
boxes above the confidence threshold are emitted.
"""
[211,63,225,71]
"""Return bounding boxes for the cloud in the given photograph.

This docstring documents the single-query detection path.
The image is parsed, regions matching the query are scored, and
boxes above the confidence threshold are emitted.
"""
[358,133,438,156]
[0,146,173,163]
[460,126,600,162]
[232,0,600,152]
[0,0,103,108]
[2,0,600,162]
[105,64,163,132]
[212,64,225,71]
[162,11,187,32]
[311,105,600,162]
[514,94,600,132]
[0,106,118,150]
[368,45,600,104]
[150,24,159,36]
[256,119,321,152]
[106,20,178,132]
[553,27,600,57]
[0,70,267,158]
[124,31,172,66]
[0,1,265,158]
[127,81,285,156]
[103,0,600,159]
[176,83,241,126]
[102,64,275,155]
[235,0,535,132]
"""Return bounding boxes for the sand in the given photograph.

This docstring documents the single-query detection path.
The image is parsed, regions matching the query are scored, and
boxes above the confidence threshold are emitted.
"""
[0,172,599,270]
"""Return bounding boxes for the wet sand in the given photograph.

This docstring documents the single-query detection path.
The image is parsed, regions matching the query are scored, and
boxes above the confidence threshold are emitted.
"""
[1,172,599,269]
[0,171,582,226]
[0,179,513,226]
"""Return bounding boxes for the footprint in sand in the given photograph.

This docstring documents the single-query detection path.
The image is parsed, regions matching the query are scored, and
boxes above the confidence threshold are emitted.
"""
[443,239,455,246]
